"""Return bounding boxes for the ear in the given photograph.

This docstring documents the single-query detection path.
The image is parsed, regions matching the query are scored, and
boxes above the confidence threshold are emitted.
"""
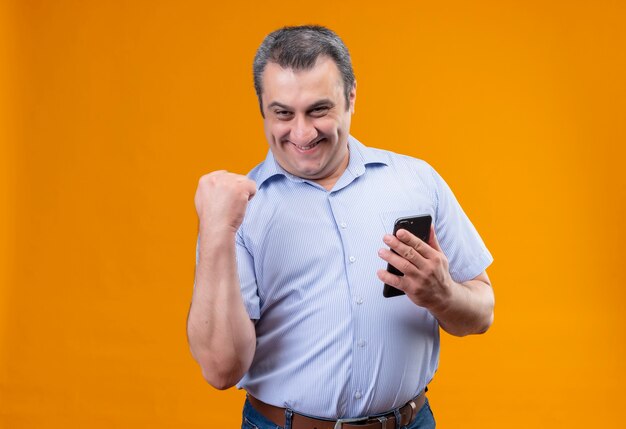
[349,81,357,114]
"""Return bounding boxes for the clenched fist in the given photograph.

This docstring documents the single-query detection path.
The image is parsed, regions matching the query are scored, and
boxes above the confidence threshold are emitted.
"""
[194,170,257,234]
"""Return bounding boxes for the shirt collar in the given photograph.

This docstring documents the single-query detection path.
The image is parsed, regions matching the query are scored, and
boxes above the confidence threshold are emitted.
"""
[254,135,389,189]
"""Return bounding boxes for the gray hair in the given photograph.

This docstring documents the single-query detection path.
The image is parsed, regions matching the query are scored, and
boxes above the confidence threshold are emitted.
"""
[253,25,355,116]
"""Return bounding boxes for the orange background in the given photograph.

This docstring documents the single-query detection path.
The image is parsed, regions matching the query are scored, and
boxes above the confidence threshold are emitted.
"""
[2,1,625,427]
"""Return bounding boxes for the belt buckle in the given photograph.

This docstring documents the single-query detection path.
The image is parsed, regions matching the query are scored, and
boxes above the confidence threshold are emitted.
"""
[334,416,369,429]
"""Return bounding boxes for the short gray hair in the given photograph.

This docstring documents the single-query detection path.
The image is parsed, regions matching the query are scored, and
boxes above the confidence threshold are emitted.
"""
[253,25,355,115]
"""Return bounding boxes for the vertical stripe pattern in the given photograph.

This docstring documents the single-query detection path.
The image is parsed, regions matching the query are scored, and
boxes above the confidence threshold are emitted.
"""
[223,136,493,418]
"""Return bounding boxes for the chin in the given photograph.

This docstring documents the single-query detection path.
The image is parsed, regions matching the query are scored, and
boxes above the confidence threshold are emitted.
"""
[295,169,323,179]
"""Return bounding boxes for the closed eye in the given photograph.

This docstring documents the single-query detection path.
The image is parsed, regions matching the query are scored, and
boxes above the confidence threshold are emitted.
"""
[309,106,331,117]
[274,110,294,120]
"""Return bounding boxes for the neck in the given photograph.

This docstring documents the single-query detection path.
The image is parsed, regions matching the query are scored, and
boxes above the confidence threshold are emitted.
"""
[314,149,350,191]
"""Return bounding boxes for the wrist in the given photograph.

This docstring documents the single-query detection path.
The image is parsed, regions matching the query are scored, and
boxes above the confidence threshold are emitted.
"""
[197,225,237,257]
[198,217,240,237]
[426,278,456,316]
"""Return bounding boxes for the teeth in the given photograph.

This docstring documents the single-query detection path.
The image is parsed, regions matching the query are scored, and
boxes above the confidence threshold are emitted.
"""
[295,141,319,151]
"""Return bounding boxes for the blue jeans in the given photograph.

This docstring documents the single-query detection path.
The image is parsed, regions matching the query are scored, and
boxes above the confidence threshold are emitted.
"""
[241,397,436,429]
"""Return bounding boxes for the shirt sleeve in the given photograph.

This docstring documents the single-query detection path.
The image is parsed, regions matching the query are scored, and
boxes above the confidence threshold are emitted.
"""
[430,166,493,282]
[235,229,261,320]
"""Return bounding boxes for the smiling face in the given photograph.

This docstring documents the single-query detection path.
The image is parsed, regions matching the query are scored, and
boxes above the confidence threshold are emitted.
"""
[260,56,356,190]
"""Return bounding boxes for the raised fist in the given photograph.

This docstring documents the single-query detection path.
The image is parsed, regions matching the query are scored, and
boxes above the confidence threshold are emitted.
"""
[194,171,257,234]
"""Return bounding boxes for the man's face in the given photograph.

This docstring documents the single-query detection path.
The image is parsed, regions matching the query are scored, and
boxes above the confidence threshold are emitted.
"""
[260,56,356,189]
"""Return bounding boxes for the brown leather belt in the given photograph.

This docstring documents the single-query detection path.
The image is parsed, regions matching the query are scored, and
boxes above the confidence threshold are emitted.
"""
[247,390,426,429]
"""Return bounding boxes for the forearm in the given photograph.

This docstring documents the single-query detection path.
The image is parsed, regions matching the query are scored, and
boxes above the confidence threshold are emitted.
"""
[429,277,494,337]
[187,228,256,389]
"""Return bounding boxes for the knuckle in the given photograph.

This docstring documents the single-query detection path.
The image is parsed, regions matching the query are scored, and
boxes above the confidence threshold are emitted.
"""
[433,254,447,268]
[393,276,403,289]
[198,174,209,185]
[402,247,414,259]
[424,265,435,278]
[202,171,223,185]
[387,274,398,287]
[401,260,414,274]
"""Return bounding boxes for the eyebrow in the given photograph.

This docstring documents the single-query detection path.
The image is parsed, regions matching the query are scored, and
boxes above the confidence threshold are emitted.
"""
[267,101,291,110]
[307,99,335,110]
[266,99,335,112]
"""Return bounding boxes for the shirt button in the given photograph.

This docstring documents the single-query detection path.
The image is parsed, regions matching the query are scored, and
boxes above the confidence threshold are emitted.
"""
[349,256,356,263]
[340,222,347,229]
[355,297,363,305]
[354,391,362,399]
[357,340,367,348]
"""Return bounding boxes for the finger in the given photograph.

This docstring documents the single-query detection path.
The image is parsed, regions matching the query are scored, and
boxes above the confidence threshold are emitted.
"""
[209,169,227,176]
[395,229,437,259]
[244,178,257,200]
[376,268,407,292]
[382,234,427,268]
[427,224,443,252]
[378,247,419,275]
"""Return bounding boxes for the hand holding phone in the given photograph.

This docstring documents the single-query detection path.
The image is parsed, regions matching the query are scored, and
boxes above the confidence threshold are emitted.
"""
[383,215,432,298]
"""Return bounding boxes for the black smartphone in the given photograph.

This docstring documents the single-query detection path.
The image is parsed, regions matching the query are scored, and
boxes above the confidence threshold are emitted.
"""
[383,214,432,298]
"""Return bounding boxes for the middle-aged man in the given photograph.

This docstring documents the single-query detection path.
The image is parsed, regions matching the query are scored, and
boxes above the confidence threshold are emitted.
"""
[188,25,494,429]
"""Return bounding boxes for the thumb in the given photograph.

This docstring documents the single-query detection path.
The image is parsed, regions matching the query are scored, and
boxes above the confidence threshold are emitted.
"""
[245,179,257,201]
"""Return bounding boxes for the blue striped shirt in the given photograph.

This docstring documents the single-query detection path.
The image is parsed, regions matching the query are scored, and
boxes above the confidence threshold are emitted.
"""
[232,136,492,418]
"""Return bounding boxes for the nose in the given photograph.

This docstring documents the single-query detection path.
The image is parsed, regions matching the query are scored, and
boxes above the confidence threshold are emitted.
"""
[290,115,317,145]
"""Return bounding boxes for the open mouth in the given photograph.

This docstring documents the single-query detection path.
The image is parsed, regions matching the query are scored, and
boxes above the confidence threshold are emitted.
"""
[292,138,323,152]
